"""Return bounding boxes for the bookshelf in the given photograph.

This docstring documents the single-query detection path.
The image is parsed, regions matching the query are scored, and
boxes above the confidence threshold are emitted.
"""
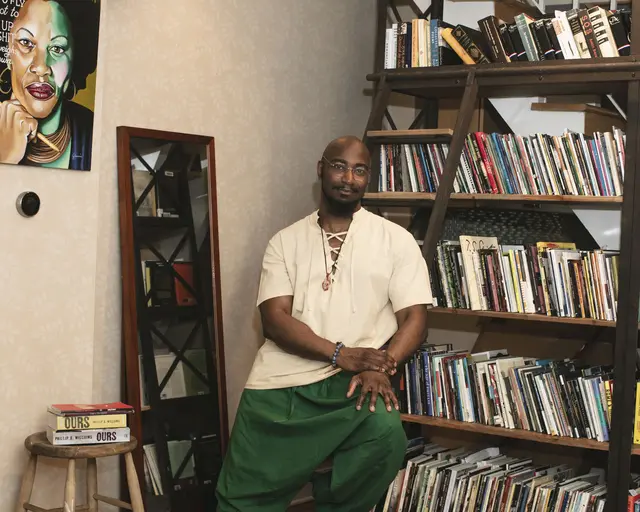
[117,127,228,511]
[400,414,640,455]
[363,1,640,509]
[428,307,620,327]
[363,191,624,206]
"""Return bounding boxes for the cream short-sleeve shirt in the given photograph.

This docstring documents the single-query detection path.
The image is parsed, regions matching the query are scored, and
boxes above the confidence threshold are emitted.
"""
[245,207,433,390]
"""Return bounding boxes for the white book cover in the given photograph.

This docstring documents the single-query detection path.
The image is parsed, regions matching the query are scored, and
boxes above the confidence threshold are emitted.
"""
[499,254,517,312]
[459,235,499,311]
[577,377,595,439]
[390,24,398,69]
[403,144,418,192]
[502,245,535,314]
[588,6,619,58]
[555,11,581,59]
[551,18,571,60]
[495,357,525,429]
[379,146,387,192]
[143,444,164,495]
[47,427,130,445]
[384,28,393,69]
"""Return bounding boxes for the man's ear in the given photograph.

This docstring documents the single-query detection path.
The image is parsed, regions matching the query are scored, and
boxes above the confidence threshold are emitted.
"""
[317,161,323,179]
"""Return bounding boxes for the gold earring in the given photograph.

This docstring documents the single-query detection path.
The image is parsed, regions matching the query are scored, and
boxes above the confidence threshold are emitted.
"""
[0,67,11,95]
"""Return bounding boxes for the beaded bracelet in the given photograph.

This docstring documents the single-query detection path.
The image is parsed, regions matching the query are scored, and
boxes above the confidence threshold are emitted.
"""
[331,342,344,368]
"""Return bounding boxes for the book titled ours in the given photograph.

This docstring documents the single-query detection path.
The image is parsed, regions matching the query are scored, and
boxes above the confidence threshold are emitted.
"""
[46,401,134,446]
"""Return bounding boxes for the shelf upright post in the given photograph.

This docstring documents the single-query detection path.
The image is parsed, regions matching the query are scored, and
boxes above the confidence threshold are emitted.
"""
[421,70,478,263]
[606,0,640,507]
[606,84,640,512]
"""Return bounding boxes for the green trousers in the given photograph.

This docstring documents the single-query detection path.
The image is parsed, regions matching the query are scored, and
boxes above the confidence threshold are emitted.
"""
[215,371,407,512]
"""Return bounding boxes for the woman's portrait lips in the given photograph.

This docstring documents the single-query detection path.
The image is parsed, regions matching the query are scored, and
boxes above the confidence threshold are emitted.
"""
[26,82,54,100]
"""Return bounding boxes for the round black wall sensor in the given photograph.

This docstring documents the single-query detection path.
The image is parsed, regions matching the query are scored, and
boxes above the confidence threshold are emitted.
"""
[16,192,41,218]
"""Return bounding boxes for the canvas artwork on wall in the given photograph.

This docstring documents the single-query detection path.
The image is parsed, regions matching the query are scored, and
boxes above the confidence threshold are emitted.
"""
[0,0,100,171]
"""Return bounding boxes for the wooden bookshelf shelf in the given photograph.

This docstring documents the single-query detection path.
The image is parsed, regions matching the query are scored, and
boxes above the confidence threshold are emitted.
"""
[367,58,640,99]
[362,192,623,207]
[366,129,453,144]
[400,414,640,455]
[428,307,617,327]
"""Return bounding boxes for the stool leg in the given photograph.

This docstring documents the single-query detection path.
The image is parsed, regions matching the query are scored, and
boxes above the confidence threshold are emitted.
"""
[64,459,76,512]
[86,459,98,512]
[14,454,37,512]
[125,452,145,511]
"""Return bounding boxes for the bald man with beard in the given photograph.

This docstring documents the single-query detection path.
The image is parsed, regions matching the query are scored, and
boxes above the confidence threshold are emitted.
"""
[216,136,433,512]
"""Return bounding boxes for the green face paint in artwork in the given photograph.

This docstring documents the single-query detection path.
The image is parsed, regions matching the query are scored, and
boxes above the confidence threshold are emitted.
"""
[9,0,74,123]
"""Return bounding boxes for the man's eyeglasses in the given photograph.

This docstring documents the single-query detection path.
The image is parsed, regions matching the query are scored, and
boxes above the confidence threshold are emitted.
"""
[322,157,370,178]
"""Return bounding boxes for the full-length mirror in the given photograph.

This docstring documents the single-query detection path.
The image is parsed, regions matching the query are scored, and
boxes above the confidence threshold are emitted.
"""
[117,126,228,511]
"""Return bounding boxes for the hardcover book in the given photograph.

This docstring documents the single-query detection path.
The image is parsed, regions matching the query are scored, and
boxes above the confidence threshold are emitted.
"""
[48,402,134,417]
[46,427,131,445]
[48,413,128,431]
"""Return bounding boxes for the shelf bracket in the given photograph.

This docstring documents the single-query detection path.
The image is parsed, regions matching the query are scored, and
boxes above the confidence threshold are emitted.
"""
[421,70,478,263]
[384,109,398,130]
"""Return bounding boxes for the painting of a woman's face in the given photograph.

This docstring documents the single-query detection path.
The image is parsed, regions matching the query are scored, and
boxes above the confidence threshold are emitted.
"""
[8,0,73,119]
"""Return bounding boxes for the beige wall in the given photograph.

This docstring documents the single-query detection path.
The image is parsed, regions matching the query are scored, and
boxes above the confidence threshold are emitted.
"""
[0,0,375,507]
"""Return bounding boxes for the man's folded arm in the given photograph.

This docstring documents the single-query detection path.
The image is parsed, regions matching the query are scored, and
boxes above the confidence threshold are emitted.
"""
[259,296,336,361]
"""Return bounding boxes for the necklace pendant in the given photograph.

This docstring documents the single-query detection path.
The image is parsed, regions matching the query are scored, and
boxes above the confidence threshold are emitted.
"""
[322,274,331,291]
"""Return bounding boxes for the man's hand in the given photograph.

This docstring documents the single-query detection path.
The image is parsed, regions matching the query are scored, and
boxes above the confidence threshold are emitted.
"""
[346,371,400,413]
[336,347,397,375]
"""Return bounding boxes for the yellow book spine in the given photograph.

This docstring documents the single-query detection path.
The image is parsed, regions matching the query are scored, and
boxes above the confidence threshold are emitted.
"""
[508,251,523,313]
[604,380,612,425]
[441,28,476,65]
[50,413,128,431]
[634,382,640,444]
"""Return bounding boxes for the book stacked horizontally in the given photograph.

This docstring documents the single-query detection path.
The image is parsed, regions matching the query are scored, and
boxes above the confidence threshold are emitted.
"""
[46,402,134,446]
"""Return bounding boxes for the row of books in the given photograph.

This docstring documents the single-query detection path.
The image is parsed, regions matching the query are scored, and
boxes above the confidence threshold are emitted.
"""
[384,18,461,69]
[378,128,625,197]
[143,435,219,496]
[397,345,619,444]
[384,8,631,69]
[132,166,181,218]
[372,438,625,512]
[143,440,195,496]
[430,236,619,322]
[46,402,133,446]
[141,259,197,307]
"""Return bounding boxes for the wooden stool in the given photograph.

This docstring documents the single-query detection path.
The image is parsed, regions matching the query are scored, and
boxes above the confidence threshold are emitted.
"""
[15,432,144,512]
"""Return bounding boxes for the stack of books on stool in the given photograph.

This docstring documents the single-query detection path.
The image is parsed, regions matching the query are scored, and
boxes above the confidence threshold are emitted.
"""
[46,402,134,446]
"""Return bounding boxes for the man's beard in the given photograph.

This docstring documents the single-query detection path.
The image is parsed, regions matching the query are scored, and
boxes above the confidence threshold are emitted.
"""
[321,184,361,217]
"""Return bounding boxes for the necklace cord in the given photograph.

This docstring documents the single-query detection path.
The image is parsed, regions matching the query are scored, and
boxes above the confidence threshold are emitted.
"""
[320,227,346,284]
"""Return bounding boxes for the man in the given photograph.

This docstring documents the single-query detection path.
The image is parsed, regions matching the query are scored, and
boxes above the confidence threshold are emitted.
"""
[216,136,433,511]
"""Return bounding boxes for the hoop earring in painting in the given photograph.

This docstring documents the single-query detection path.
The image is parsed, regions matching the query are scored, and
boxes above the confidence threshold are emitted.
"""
[0,67,11,95]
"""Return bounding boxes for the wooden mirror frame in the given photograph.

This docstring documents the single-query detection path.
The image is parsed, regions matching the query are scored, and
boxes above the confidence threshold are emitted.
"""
[116,126,228,501]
